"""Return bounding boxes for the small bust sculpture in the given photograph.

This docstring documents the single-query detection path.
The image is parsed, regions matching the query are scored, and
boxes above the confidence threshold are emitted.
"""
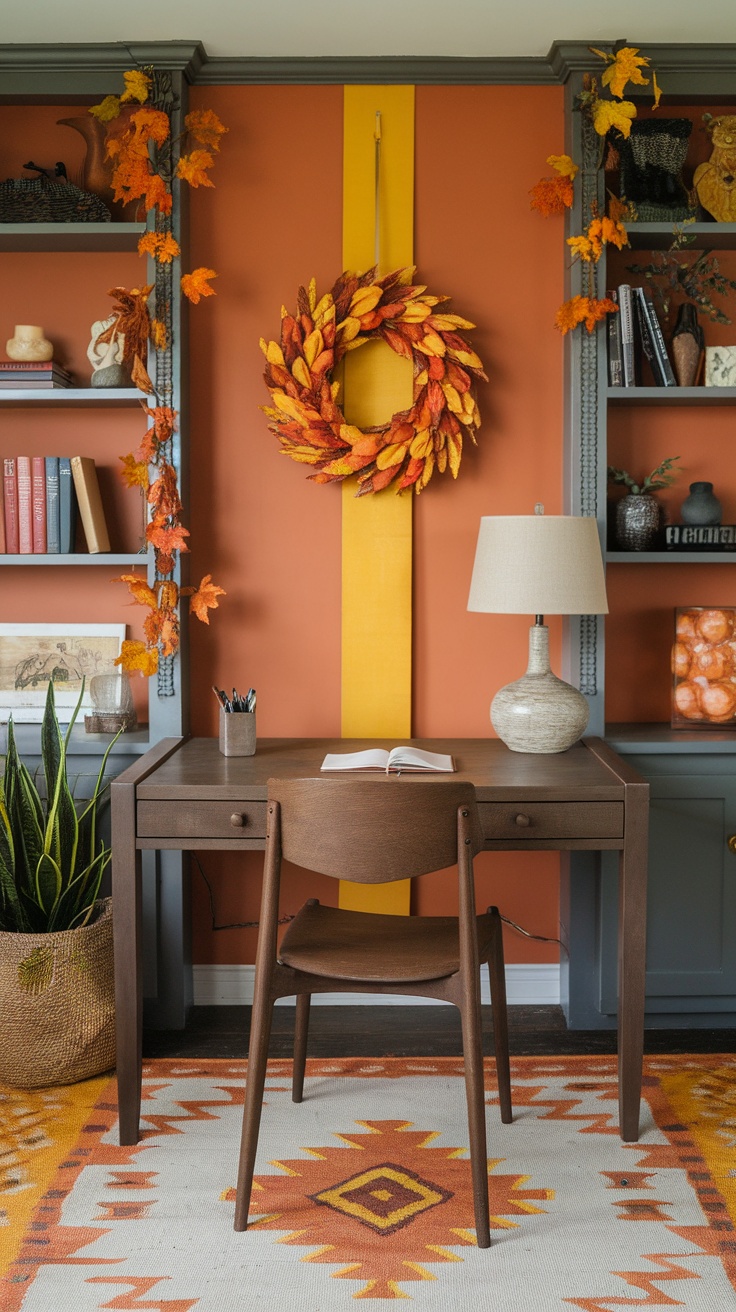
[87,314,129,388]
[694,115,736,222]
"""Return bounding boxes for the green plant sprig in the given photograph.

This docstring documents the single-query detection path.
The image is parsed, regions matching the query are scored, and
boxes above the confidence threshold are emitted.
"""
[0,680,121,936]
[607,456,680,495]
[628,228,736,326]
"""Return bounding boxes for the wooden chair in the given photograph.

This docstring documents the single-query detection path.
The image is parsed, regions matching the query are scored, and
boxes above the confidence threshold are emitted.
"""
[234,776,512,1248]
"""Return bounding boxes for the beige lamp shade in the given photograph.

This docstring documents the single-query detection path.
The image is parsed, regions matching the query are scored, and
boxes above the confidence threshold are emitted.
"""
[467,515,608,617]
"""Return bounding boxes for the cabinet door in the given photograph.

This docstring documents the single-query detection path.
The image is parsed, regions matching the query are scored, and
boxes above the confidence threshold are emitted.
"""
[598,773,736,1015]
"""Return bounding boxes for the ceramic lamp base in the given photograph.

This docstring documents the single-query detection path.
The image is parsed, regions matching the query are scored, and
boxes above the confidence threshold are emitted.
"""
[490,624,589,754]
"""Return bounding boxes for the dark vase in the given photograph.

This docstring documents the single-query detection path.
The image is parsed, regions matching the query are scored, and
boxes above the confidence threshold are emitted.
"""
[615,493,661,551]
[671,303,705,388]
[681,481,722,526]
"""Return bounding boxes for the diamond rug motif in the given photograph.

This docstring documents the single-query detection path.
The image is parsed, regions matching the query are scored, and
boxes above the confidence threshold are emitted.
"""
[1,1054,735,1309]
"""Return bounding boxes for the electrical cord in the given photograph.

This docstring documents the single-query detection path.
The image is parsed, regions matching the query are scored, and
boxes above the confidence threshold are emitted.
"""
[194,857,566,951]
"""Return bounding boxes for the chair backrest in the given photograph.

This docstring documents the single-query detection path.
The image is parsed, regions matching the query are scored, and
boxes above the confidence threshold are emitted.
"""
[266,777,484,883]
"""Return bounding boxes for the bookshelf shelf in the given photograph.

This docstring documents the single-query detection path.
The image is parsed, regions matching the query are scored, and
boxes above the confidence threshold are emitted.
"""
[0,222,146,252]
[0,552,147,565]
[607,386,736,405]
[606,551,736,564]
[0,388,146,407]
[626,221,736,251]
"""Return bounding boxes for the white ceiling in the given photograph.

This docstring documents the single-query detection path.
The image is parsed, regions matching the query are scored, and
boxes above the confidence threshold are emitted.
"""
[4,0,736,60]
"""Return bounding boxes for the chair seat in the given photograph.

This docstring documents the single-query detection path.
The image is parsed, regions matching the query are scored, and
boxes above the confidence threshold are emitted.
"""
[279,901,496,984]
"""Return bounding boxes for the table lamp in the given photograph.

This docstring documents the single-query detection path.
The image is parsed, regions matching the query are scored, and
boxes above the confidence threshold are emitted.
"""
[467,508,608,753]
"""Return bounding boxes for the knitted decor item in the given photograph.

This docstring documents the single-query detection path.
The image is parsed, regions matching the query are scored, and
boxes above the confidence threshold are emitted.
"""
[620,117,696,223]
[0,898,116,1087]
[0,176,112,223]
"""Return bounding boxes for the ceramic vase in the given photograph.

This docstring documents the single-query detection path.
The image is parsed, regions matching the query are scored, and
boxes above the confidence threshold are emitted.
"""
[615,493,661,551]
[680,481,722,526]
[5,324,53,362]
[57,114,135,221]
[671,303,705,387]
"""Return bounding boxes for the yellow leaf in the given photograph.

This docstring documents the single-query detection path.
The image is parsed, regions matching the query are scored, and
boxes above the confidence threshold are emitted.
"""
[303,328,324,368]
[265,339,285,366]
[292,357,311,388]
[120,69,152,105]
[409,429,433,459]
[592,98,637,139]
[600,47,650,99]
[399,302,431,323]
[428,313,476,331]
[547,153,579,181]
[335,317,361,343]
[348,285,383,317]
[273,391,309,424]
[89,95,121,123]
[652,71,662,109]
[376,442,408,470]
[115,639,158,676]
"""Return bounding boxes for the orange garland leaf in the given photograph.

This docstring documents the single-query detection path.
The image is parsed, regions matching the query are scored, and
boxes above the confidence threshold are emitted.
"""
[119,453,150,490]
[115,639,158,676]
[181,268,218,303]
[187,575,227,624]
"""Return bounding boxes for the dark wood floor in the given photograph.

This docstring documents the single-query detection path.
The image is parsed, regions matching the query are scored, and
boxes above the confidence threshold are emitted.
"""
[143,1005,736,1060]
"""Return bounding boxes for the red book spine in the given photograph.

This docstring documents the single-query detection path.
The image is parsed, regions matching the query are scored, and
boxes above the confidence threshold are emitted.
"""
[3,457,18,553]
[17,455,32,554]
[32,455,46,552]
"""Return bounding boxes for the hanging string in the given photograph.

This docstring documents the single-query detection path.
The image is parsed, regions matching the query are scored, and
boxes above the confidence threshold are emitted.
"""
[374,110,382,270]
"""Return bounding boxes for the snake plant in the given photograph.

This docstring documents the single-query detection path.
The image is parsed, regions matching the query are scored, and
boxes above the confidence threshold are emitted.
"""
[0,680,118,934]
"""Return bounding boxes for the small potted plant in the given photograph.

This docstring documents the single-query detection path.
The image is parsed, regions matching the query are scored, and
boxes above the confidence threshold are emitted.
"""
[608,456,681,551]
[0,680,118,1086]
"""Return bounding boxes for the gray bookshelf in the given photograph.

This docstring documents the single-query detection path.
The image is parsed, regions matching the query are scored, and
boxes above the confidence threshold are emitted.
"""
[560,44,736,1029]
[0,47,194,1029]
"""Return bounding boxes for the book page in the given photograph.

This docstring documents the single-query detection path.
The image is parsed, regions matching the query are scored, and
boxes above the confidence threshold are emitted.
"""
[387,747,455,772]
[321,749,390,771]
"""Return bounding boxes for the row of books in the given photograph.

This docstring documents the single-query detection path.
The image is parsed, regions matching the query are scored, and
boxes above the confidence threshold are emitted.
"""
[1,455,110,555]
[608,285,677,388]
[0,361,74,390]
[666,524,736,550]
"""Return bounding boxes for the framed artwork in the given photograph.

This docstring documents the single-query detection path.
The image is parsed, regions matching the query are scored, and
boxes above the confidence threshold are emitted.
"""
[0,623,126,722]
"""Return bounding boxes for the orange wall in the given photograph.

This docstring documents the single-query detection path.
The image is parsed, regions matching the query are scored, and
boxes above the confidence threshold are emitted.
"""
[185,83,566,966]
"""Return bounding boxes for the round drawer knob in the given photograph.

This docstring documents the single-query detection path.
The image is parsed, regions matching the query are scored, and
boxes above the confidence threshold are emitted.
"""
[728,834,736,854]
[230,813,247,828]
[515,813,531,827]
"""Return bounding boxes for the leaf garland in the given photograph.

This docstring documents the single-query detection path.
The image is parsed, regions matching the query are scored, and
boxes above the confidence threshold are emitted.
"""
[90,70,227,676]
[530,44,662,334]
[262,267,487,495]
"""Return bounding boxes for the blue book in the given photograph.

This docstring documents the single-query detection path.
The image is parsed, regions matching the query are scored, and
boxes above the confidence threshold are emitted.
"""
[45,456,60,553]
[58,457,77,554]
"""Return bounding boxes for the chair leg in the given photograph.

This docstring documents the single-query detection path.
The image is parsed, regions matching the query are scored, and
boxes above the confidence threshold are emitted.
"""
[486,906,512,1125]
[292,992,311,1103]
[234,991,276,1231]
[459,995,491,1249]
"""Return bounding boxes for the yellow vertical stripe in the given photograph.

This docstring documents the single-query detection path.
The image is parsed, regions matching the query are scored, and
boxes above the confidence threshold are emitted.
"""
[339,86,414,916]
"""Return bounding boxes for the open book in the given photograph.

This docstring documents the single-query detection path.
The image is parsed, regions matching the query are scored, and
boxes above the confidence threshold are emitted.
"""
[320,747,455,774]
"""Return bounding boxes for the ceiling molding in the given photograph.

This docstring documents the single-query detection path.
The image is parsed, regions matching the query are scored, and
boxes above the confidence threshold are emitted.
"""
[192,54,558,85]
[0,42,206,96]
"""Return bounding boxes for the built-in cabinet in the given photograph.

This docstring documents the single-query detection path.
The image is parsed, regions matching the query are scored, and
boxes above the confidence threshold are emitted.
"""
[0,46,199,1026]
[561,44,736,1027]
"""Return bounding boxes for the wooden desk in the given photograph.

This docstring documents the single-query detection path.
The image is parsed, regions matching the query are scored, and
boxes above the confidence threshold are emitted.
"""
[111,735,648,1145]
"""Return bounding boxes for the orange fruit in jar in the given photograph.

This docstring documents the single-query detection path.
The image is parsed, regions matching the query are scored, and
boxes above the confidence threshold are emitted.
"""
[676,610,699,641]
[695,608,734,645]
[671,642,692,678]
[699,679,736,721]
[690,643,732,680]
[674,680,704,719]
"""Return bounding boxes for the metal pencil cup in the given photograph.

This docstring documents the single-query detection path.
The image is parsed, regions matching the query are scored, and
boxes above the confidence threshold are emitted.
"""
[219,708,256,757]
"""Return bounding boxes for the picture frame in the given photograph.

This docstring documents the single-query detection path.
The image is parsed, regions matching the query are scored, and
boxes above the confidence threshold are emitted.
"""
[0,623,126,722]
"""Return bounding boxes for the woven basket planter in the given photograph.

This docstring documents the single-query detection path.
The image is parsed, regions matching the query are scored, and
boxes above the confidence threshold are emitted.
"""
[0,897,116,1087]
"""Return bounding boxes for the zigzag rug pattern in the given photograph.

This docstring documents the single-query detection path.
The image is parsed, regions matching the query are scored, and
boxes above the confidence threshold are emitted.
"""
[1,1054,735,1309]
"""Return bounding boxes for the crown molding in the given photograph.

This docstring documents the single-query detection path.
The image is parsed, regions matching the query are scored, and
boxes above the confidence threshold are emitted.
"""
[0,42,206,96]
[192,54,557,86]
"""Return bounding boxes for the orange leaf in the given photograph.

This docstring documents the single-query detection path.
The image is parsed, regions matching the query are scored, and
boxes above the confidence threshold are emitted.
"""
[176,150,216,188]
[115,639,158,676]
[119,453,149,490]
[188,574,226,624]
[148,462,182,517]
[114,572,158,608]
[184,107,228,151]
[131,353,155,396]
[181,267,217,304]
[147,520,190,554]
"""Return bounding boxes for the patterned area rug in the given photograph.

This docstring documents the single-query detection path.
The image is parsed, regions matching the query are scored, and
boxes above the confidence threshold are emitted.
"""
[2,1054,736,1309]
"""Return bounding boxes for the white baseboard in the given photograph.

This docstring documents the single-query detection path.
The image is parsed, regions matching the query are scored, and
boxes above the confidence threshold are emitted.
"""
[192,963,560,1008]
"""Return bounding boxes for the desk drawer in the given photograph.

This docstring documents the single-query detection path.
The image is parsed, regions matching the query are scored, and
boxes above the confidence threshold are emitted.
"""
[137,800,268,840]
[479,801,623,842]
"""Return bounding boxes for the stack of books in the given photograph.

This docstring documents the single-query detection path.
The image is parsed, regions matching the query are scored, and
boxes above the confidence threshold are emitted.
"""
[0,361,74,389]
[608,285,677,389]
[1,455,110,555]
[666,524,736,551]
